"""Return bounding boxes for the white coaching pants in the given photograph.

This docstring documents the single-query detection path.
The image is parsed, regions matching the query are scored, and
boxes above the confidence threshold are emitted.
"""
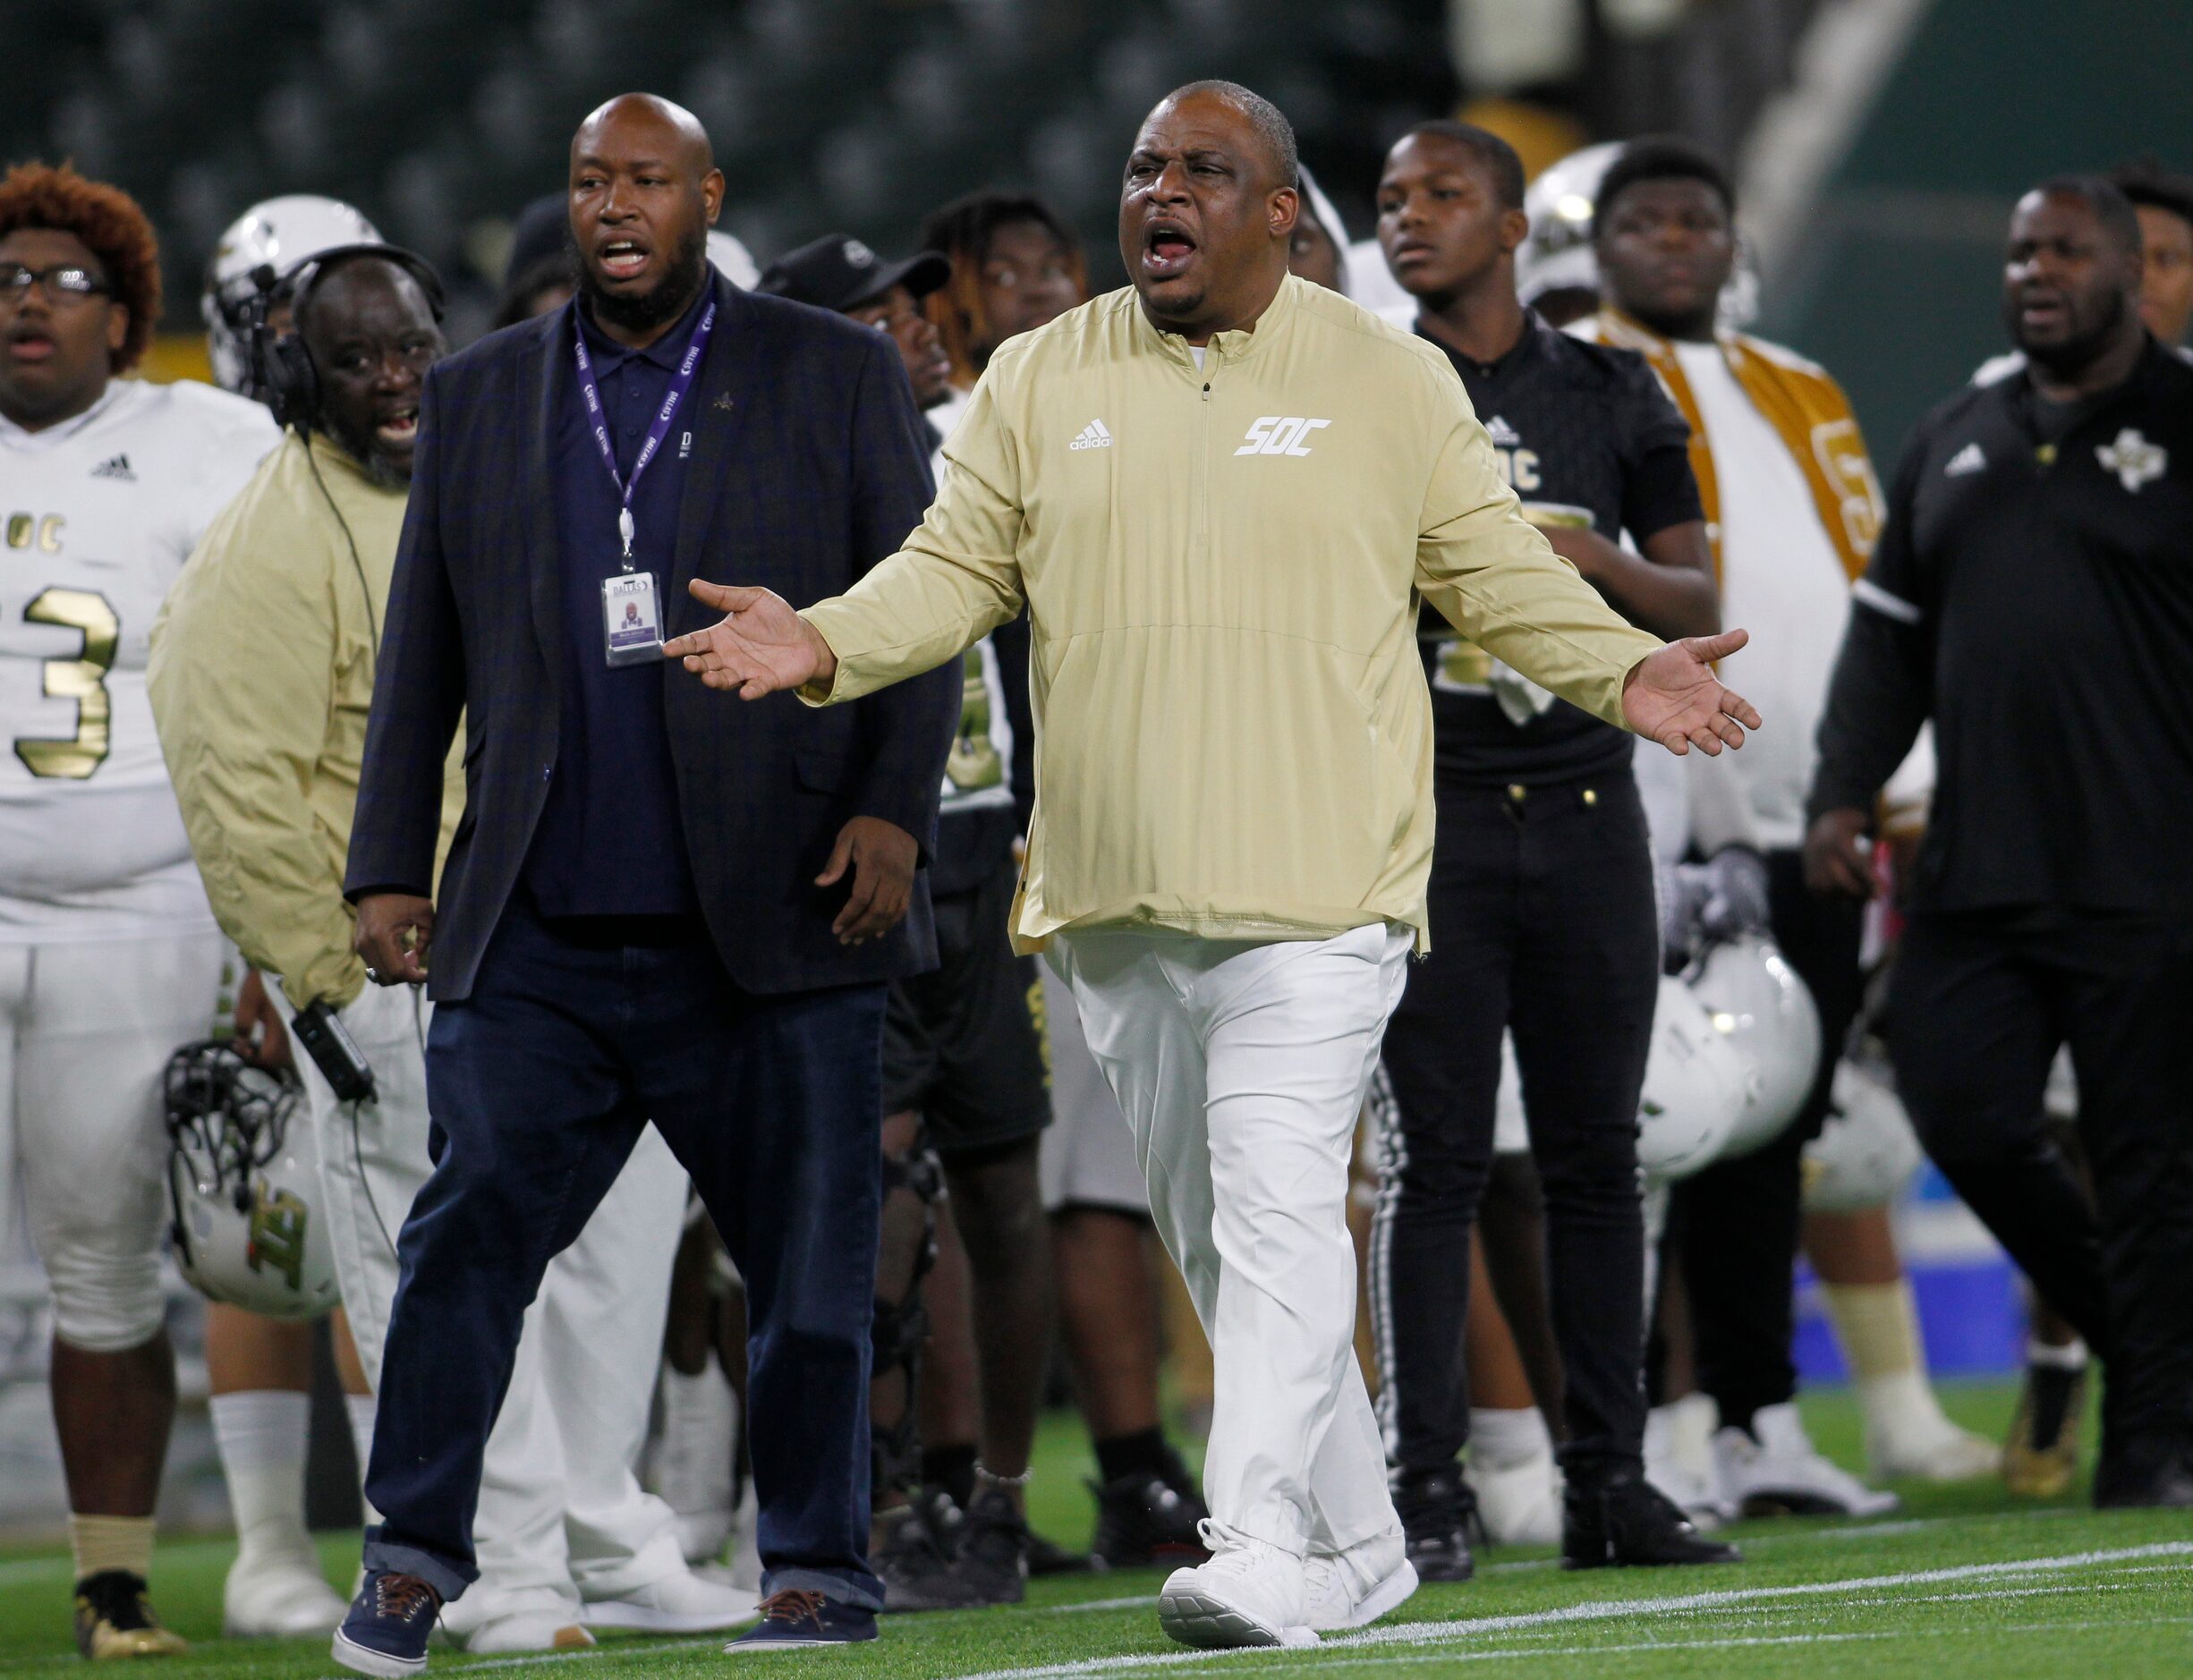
[1051,922,1412,1557]
[291,980,689,1623]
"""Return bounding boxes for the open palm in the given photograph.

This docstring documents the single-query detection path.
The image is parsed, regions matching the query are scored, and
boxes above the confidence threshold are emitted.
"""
[662,580,833,699]
[1621,629,1763,755]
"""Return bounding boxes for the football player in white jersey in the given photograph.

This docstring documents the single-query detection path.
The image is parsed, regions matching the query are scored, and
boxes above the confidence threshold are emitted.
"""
[0,162,277,1657]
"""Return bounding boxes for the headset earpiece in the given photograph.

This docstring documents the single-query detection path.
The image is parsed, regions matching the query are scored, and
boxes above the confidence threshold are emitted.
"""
[266,332,320,432]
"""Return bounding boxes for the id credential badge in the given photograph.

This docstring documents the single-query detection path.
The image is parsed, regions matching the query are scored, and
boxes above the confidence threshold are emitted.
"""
[602,570,663,666]
[572,298,718,670]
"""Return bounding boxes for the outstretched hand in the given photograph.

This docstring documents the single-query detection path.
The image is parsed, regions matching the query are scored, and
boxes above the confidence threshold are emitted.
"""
[662,580,837,699]
[1620,629,1763,757]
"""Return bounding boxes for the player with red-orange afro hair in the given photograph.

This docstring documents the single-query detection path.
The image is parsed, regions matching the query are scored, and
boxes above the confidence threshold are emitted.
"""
[0,161,162,371]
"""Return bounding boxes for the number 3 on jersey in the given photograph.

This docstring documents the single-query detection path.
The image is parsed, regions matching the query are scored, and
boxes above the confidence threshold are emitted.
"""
[16,588,117,779]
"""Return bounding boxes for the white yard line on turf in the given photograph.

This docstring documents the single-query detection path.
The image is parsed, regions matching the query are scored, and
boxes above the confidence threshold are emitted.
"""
[951,1540,2193,1680]
[1803,1506,2087,1543]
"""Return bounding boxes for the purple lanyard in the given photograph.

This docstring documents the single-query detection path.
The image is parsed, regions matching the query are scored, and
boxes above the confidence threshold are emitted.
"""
[573,299,716,566]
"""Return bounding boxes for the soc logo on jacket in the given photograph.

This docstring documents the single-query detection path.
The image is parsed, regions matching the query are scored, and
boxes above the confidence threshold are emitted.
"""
[1236,416,1331,457]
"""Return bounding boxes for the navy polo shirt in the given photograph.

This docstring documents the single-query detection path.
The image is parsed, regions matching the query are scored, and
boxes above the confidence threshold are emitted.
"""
[523,288,711,919]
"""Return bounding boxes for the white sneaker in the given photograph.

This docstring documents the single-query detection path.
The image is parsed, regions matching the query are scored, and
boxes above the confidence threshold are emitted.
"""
[1867,1413,2003,1481]
[1714,1401,1899,1517]
[1303,1533,1415,1632]
[582,1566,751,1633]
[1858,1373,2004,1482]
[225,1552,349,1636]
[1466,1447,1565,1547]
[1158,1523,1316,1650]
[1645,1395,1733,1528]
[453,1611,595,1654]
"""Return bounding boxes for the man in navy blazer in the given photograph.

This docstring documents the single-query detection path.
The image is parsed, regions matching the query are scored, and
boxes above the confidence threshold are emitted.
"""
[334,94,954,1668]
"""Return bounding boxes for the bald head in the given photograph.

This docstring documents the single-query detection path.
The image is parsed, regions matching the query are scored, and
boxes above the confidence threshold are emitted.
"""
[569,92,723,346]
[574,93,715,176]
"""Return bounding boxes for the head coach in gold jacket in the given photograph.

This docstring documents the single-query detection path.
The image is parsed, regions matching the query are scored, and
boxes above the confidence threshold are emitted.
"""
[667,81,1761,1652]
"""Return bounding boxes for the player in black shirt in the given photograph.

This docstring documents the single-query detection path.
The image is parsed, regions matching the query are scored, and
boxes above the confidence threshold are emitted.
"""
[1808,176,2193,1509]
[1370,121,1735,1575]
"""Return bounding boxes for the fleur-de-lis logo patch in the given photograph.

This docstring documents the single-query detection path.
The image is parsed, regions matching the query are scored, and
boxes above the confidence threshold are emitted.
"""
[2096,427,2167,493]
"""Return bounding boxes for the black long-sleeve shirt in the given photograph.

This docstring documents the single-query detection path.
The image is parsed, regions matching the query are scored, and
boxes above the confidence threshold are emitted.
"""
[1809,339,2193,922]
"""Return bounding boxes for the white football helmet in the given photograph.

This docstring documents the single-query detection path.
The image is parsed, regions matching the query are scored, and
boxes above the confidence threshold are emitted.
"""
[1802,1056,1925,1213]
[1488,976,1749,1178]
[1687,934,1823,1158]
[1517,141,1620,310]
[165,1040,338,1320]
[707,229,760,290]
[203,195,384,398]
[1637,976,1752,1179]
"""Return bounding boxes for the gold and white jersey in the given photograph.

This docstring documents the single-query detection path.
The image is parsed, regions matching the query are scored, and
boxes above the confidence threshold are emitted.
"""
[0,378,276,941]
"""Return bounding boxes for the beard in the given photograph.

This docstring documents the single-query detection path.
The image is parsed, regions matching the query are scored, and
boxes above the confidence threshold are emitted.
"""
[2008,282,2130,377]
[320,407,412,489]
[574,223,710,336]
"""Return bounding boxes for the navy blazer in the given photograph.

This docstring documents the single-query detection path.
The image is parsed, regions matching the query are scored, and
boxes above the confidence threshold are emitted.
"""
[344,272,956,1001]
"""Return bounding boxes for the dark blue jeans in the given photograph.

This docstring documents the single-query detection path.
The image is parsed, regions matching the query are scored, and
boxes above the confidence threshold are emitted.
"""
[361,895,887,1610]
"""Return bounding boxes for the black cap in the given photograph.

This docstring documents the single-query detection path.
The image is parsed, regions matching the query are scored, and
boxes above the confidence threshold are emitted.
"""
[757,233,950,312]
[505,192,570,288]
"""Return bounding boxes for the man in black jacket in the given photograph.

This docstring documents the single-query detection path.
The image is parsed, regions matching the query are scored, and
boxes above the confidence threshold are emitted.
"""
[1807,174,2193,1511]
[333,95,955,1670]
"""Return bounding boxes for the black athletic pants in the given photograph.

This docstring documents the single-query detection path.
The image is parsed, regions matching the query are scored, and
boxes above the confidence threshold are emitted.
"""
[1373,773,1659,1480]
[1669,849,1864,1432]
[1886,912,2193,1459]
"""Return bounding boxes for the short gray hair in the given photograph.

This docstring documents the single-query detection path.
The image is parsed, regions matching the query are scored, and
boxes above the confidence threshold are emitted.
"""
[1160,80,1298,191]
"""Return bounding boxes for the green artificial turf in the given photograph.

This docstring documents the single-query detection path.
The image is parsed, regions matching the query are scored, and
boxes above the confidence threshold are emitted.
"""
[4,1380,2188,1678]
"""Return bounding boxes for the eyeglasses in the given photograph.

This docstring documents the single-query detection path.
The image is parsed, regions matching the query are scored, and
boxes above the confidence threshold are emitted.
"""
[0,264,113,306]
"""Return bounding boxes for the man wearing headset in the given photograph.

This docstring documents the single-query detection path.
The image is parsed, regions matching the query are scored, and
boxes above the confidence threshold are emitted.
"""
[150,247,747,1651]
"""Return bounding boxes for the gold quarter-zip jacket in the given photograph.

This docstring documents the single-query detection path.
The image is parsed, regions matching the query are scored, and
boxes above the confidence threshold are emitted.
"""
[801,276,1665,954]
[151,432,464,1009]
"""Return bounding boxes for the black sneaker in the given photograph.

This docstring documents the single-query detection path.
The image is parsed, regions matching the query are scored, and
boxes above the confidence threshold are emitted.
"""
[1392,1466,1476,1583]
[952,1488,1031,1605]
[1025,1529,1098,1576]
[1089,1449,1211,1570]
[725,1590,877,1650]
[874,1504,982,1612]
[331,1570,440,1676]
[1562,1472,1741,1569]
[911,1483,967,1557]
[73,1571,188,1659]
[2093,1434,2193,1510]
